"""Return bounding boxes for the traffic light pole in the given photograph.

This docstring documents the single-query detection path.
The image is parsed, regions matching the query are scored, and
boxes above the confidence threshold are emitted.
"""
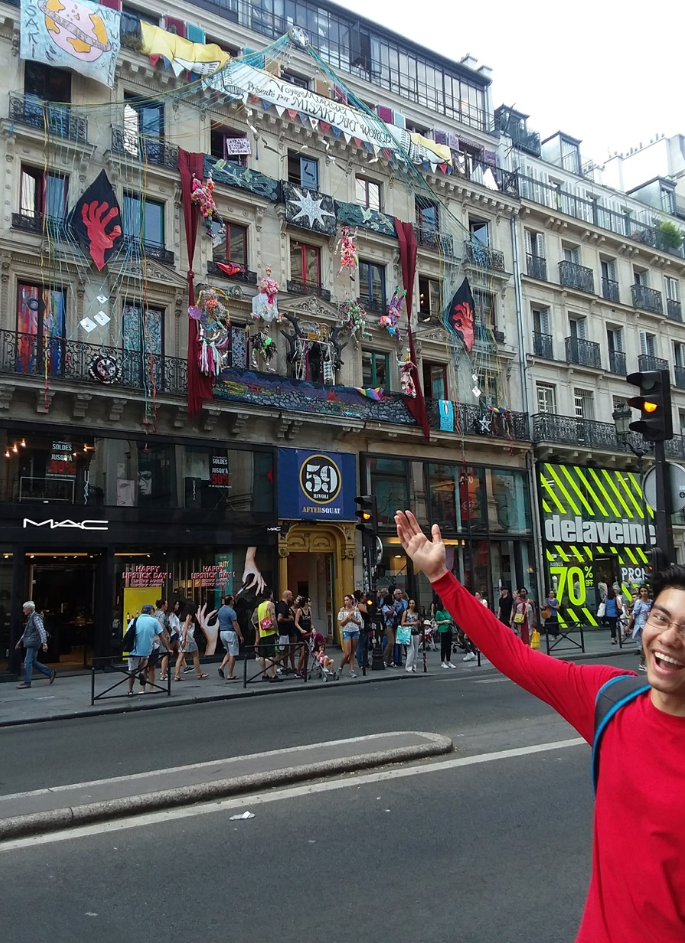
[653,440,675,564]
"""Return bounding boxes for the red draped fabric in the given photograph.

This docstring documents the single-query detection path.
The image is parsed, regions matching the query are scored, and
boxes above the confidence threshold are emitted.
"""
[178,149,213,416]
[393,218,431,442]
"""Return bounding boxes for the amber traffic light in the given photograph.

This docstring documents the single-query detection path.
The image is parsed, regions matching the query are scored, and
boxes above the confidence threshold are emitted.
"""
[626,370,673,442]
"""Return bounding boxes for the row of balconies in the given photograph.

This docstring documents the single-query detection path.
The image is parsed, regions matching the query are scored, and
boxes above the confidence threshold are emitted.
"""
[526,254,682,320]
[532,331,685,387]
[5,327,684,455]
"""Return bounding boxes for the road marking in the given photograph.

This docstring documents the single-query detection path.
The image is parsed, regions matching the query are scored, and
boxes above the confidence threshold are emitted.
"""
[470,678,511,684]
[0,737,585,851]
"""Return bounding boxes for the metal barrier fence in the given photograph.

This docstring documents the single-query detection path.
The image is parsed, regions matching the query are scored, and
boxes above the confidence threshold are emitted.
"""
[90,655,172,704]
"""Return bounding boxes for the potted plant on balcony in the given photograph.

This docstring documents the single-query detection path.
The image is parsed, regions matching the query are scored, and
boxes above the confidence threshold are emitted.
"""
[657,220,683,251]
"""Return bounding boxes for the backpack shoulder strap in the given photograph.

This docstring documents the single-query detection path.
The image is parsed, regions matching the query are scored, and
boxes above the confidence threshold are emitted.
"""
[592,675,650,793]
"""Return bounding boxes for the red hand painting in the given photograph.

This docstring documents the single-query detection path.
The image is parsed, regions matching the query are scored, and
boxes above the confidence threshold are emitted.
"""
[81,200,122,271]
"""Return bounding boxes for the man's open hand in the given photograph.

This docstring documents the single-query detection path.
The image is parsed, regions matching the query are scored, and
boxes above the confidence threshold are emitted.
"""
[395,510,448,583]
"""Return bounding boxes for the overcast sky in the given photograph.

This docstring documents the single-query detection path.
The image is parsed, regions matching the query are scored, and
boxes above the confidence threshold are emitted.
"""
[341,0,680,166]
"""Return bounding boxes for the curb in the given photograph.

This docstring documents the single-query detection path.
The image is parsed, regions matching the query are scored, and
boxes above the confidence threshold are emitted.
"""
[0,648,637,729]
[0,731,453,840]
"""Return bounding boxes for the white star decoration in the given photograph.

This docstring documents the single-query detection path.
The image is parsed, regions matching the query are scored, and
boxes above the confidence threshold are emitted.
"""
[289,188,336,229]
[477,415,492,434]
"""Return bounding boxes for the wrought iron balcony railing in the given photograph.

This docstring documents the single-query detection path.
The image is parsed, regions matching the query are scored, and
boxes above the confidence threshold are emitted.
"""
[637,353,668,372]
[427,400,530,441]
[533,413,647,453]
[526,254,547,280]
[111,128,179,169]
[464,240,506,272]
[631,284,663,315]
[287,280,332,302]
[674,365,685,391]
[122,235,174,266]
[11,212,69,240]
[559,260,595,293]
[667,298,682,322]
[413,227,455,257]
[608,349,627,375]
[565,336,601,369]
[0,330,187,395]
[601,277,620,303]
[207,261,258,285]
[9,93,88,144]
[532,332,553,359]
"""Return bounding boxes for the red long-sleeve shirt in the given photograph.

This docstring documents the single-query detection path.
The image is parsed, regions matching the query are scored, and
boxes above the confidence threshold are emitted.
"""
[433,572,685,943]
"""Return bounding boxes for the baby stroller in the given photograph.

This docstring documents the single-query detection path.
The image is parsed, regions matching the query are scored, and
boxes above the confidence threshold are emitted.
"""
[422,619,437,651]
[307,632,339,681]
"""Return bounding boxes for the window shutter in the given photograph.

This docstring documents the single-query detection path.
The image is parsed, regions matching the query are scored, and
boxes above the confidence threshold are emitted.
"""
[300,158,318,190]
[540,308,550,335]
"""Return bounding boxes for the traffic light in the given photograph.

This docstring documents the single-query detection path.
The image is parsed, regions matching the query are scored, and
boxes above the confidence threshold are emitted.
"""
[645,546,669,581]
[354,494,377,538]
[626,370,673,441]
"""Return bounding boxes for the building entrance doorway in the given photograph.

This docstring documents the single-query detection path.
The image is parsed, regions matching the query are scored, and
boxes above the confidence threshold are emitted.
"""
[287,552,334,639]
[25,552,98,669]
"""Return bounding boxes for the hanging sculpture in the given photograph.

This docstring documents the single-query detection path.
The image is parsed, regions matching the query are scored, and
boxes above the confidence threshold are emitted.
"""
[280,314,347,384]
[190,288,231,376]
[190,173,225,237]
[251,266,280,323]
[88,353,121,384]
[337,297,370,348]
[336,226,358,275]
[398,352,417,398]
[251,330,276,371]
[379,287,406,341]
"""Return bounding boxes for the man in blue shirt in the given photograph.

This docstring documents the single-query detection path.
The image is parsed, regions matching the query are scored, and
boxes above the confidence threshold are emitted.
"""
[217,594,243,681]
[127,604,166,695]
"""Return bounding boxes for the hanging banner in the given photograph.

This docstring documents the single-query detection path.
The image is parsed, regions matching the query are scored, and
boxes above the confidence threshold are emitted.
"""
[20,0,121,88]
[224,137,251,156]
[70,170,123,271]
[205,62,396,154]
[278,449,357,521]
[140,21,230,77]
[438,400,454,432]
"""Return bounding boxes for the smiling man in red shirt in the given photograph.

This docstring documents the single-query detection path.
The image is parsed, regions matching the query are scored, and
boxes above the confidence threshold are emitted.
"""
[395,510,685,943]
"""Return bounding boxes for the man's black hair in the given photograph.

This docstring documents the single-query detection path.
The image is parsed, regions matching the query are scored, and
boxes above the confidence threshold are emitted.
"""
[651,564,685,603]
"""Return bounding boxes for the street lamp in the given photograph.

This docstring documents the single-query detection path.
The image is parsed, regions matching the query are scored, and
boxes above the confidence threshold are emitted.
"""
[612,404,651,549]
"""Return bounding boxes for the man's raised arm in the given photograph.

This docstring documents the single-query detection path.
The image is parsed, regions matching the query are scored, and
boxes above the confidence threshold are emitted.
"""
[395,510,629,743]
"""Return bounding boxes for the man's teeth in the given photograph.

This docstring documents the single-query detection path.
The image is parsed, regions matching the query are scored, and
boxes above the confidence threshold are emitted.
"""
[654,651,685,668]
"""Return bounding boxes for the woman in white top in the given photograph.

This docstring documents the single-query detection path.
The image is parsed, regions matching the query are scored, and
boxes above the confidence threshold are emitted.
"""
[401,599,422,673]
[174,601,209,681]
[337,594,363,679]
[161,599,182,681]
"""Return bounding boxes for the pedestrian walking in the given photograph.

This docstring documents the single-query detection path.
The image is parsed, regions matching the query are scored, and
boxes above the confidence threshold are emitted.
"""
[402,598,422,672]
[496,587,514,626]
[395,508,685,943]
[125,603,165,696]
[161,599,182,681]
[627,585,652,671]
[604,588,621,645]
[15,601,56,689]
[276,589,296,674]
[255,589,280,682]
[294,595,314,677]
[511,588,534,646]
[337,594,362,678]
[353,590,371,669]
[541,589,561,639]
[434,596,456,668]
[217,595,243,682]
[174,602,208,681]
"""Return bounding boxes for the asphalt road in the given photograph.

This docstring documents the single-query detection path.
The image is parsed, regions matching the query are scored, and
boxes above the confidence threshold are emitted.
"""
[0,654,632,795]
[0,744,591,943]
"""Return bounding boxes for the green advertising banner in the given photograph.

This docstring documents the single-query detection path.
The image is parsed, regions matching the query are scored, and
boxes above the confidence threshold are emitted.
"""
[538,462,654,626]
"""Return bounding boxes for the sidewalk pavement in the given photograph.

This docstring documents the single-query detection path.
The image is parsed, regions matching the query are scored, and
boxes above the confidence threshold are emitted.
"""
[0,630,639,728]
[0,731,453,840]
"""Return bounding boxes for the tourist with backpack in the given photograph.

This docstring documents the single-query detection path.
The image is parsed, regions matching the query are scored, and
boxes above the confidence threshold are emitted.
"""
[125,603,167,696]
[395,509,685,943]
[15,601,56,689]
